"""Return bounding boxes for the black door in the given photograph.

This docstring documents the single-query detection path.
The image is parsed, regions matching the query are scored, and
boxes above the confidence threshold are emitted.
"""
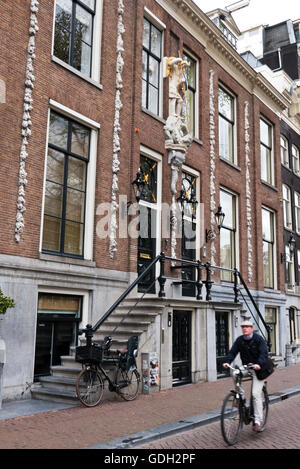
[172,310,192,386]
[216,311,229,378]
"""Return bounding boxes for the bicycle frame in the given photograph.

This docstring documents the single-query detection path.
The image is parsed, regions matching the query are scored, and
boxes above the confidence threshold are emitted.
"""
[227,364,256,424]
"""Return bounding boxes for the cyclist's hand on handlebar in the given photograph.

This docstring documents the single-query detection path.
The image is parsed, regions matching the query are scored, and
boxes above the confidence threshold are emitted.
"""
[223,363,230,369]
[252,364,261,371]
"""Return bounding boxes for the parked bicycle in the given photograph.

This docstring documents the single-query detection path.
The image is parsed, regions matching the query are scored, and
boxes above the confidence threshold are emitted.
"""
[75,334,140,407]
[220,364,269,446]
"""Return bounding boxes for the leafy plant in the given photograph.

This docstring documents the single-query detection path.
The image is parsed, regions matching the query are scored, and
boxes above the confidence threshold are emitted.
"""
[0,288,15,315]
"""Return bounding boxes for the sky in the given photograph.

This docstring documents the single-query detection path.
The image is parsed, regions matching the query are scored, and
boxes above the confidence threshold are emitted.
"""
[194,0,300,32]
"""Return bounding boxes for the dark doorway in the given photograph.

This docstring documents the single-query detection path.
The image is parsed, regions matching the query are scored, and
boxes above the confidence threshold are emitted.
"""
[34,294,82,380]
[172,310,192,386]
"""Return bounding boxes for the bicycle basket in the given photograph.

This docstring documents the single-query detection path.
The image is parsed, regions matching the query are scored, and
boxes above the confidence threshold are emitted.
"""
[75,344,103,364]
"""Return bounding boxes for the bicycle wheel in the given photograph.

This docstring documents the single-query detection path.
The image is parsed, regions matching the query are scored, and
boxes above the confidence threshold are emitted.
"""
[260,386,269,430]
[220,392,243,446]
[115,368,140,401]
[76,367,104,407]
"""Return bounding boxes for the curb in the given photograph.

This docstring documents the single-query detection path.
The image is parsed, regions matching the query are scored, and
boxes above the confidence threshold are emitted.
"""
[87,385,300,449]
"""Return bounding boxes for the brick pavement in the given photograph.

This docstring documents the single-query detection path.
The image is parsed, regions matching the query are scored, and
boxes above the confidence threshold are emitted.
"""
[0,363,299,449]
[137,394,300,449]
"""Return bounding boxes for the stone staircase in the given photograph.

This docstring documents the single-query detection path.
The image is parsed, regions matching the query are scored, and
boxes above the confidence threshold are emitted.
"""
[31,298,164,404]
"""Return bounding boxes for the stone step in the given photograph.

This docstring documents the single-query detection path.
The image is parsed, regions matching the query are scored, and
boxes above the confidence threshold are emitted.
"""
[31,385,78,405]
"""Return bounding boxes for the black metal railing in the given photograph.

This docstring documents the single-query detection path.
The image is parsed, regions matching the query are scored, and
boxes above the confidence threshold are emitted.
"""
[80,253,272,351]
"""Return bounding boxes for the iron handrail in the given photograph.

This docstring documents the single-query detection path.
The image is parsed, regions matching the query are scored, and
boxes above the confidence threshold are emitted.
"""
[80,253,271,351]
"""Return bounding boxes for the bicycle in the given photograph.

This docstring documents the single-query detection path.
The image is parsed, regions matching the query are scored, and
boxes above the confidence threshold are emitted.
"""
[75,334,140,407]
[220,364,269,446]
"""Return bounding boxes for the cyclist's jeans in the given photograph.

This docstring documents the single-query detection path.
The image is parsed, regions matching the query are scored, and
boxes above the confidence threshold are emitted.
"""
[252,373,265,424]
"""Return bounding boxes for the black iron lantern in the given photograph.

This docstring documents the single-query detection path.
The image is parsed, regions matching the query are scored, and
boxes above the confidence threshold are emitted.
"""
[206,205,225,242]
[132,169,144,202]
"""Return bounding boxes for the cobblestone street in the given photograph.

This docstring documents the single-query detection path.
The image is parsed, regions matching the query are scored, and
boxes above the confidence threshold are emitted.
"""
[137,394,300,449]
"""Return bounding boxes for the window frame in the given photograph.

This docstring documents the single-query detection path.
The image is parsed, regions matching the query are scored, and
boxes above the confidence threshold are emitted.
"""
[282,184,293,230]
[280,135,289,168]
[142,14,164,118]
[260,117,274,186]
[262,206,276,289]
[292,144,300,175]
[218,85,237,165]
[40,101,99,261]
[265,307,278,355]
[220,188,238,282]
[52,0,103,85]
[182,50,199,138]
[295,192,300,235]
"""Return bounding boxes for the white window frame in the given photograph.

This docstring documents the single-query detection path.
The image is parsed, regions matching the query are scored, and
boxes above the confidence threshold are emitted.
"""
[142,8,165,119]
[139,145,162,280]
[181,164,201,259]
[260,117,274,186]
[282,184,292,230]
[218,85,237,165]
[51,0,103,87]
[265,306,279,355]
[285,245,295,291]
[280,135,289,168]
[219,187,239,281]
[262,206,277,290]
[292,144,300,175]
[37,287,89,330]
[182,49,199,139]
[40,100,100,261]
[295,192,300,235]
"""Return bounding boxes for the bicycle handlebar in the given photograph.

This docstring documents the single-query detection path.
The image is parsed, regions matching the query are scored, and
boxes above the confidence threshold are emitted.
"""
[226,363,255,378]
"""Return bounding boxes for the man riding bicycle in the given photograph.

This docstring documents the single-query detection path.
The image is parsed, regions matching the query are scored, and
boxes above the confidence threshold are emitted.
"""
[223,320,269,432]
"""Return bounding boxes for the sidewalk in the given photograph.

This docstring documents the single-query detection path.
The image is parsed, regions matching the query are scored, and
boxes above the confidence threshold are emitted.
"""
[0,363,299,449]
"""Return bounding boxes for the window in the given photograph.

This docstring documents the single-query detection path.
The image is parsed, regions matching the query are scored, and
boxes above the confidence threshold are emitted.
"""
[262,208,275,289]
[285,245,295,290]
[182,52,197,136]
[295,192,300,234]
[54,0,96,78]
[137,148,162,293]
[265,307,277,355]
[292,145,300,175]
[280,135,289,168]
[181,168,200,296]
[142,17,162,116]
[282,184,292,229]
[220,189,237,281]
[218,87,236,164]
[260,118,274,185]
[289,307,298,343]
[42,111,90,257]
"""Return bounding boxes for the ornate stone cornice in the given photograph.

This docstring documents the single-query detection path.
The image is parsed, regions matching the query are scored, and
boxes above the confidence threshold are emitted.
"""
[155,0,290,112]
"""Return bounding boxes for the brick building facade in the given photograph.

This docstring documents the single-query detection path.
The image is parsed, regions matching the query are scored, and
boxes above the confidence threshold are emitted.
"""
[0,0,294,402]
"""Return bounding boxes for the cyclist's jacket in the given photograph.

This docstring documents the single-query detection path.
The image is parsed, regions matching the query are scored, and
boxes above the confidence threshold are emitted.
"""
[224,333,269,368]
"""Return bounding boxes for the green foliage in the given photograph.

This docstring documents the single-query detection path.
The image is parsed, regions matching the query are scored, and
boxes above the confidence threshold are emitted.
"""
[0,288,15,315]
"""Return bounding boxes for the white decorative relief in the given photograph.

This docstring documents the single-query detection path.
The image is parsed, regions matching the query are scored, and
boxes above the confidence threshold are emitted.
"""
[109,0,125,259]
[244,101,253,282]
[15,0,39,243]
[209,70,216,266]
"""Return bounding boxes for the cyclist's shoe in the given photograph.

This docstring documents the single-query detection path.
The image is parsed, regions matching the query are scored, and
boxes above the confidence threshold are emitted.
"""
[253,423,264,432]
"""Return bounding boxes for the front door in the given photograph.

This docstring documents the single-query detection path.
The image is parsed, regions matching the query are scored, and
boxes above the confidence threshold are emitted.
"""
[34,293,82,380]
[138,206,156,294]
[215,311,229,378]
[172,310,192,386]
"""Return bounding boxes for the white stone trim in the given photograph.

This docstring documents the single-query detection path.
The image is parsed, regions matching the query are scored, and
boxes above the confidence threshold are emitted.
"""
[209,70,216,266]
[245,101,253,282]
[109,0,125,259]
[15,0,39,243]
